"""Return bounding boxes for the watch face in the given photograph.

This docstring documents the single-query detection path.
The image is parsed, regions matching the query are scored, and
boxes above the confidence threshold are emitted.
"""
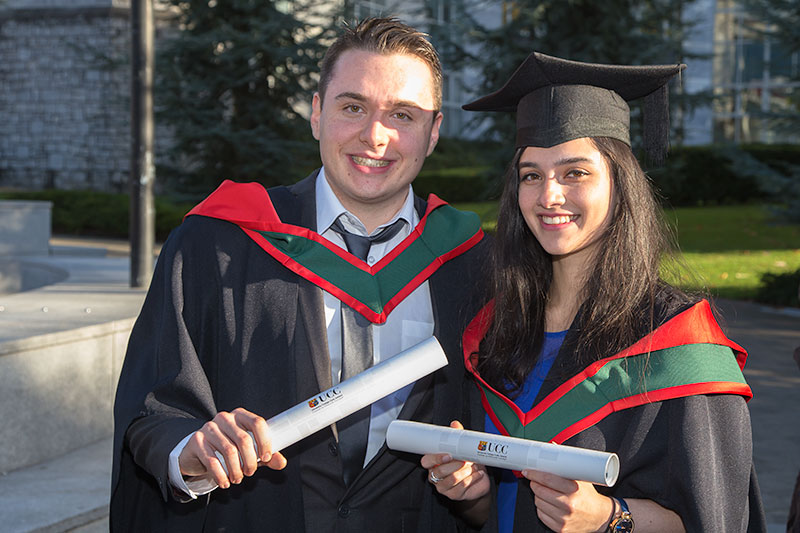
[610,513,634,532]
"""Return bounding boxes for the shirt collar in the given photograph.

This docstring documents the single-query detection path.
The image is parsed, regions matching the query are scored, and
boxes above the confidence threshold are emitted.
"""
[315,166,417,237]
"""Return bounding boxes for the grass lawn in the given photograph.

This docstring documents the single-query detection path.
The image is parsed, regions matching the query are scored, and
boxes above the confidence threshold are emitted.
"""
[663,205,800,302]
[454,202,800,303]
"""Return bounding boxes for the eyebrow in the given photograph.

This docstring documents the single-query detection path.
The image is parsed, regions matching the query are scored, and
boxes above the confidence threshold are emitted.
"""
[334,92,424,111]
[519,156,595,170]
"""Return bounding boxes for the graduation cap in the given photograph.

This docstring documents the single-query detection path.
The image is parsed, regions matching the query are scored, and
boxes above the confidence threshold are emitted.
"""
[463,51,685,164]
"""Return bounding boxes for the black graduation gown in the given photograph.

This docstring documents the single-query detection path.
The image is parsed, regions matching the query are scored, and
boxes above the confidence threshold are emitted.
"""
[110,174,491,532]
[500,289,767,532]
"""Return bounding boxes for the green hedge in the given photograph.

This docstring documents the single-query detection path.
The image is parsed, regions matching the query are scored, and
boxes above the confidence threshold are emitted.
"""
[414,166,496,202]
[648,144,800,207]
[755,268,800,308]
[424,140,800,207]
[2,143,796,240]
[415,136,505,202]
[421,141,800,207]
[0,189,194,241]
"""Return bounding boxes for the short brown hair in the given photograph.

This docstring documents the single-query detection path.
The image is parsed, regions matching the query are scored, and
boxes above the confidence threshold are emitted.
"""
[318,17,442,112]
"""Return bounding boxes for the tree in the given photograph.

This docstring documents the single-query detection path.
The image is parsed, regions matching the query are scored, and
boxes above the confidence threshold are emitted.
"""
[741,0,800,52]
[433,0,699,164]
[732,0,800,223]
[740,0,800,139]
[156,0,338,193]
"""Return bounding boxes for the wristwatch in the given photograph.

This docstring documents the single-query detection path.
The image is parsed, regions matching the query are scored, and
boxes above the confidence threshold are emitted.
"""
[607,497,634,532]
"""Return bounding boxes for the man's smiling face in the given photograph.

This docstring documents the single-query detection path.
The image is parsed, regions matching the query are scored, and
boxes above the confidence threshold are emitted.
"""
[310,49,442,227]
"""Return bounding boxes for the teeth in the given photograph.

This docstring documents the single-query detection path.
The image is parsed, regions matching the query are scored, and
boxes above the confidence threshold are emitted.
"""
[542,215,575,225]
[352,156,390,167]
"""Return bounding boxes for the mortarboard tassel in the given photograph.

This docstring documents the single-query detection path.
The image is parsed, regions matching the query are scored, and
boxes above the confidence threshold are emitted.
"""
[642,83,670,166]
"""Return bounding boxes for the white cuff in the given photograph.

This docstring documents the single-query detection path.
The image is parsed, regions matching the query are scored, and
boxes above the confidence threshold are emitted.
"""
[168,432,218,499]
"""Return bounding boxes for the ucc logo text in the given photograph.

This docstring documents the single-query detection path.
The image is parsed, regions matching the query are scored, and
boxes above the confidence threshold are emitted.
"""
[308,387,342,408]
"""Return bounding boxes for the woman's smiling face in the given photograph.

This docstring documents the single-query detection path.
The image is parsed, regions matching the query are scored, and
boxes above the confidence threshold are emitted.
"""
[517,137,616,262]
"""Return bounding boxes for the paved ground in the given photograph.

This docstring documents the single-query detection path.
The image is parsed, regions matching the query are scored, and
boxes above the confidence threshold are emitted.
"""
[0,440,111,533]
[716,298,800,529]
[2,237,797,532]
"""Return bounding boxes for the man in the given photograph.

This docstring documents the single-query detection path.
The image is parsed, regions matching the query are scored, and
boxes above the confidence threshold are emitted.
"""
[111,17,490,532]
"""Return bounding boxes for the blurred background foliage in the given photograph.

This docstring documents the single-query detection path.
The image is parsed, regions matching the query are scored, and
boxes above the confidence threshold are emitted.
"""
[154,0,334,194]
[2,0,796,305]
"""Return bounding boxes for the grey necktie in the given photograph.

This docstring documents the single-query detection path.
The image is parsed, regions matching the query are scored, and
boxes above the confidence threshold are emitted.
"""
[330,217,405,487]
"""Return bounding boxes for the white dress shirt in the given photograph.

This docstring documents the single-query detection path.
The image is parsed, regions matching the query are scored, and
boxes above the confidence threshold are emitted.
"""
[169,169,434,497]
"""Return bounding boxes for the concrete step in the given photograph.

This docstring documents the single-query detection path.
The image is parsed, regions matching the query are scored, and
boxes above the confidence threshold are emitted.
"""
[0,438,111,532]
[0,253,145,474]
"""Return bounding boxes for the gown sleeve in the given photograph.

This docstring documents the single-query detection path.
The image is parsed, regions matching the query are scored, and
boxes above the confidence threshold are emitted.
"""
[576,393,763,532]
[112,216,224,503]
[511,392,764,532]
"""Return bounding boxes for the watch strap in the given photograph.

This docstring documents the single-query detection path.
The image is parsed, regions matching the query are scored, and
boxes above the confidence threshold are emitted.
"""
[607,497,634,532]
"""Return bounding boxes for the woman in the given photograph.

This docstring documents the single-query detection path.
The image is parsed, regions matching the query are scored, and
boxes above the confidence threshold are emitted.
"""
[422,52,766,532]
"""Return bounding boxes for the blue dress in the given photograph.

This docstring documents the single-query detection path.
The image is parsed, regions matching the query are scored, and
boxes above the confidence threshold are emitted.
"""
[485,330,567,533]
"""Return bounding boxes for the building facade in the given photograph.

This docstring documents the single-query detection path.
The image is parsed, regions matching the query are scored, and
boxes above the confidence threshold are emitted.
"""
[682,0,799,144]
[0,0,134,191]
[0,0,795,192]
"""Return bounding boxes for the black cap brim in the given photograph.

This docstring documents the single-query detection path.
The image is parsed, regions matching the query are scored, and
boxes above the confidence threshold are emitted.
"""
[463,52,685,163]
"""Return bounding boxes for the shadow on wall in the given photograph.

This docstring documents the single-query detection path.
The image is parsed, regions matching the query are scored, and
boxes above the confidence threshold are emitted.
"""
[0,200,52,256]
[0,260,68,294]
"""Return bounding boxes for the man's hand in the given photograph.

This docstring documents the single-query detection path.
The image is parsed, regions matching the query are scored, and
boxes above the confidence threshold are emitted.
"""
[178,407,287,489]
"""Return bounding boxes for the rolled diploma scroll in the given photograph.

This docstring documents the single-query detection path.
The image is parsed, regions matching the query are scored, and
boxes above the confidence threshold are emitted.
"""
[386,420,619,487]
[216,336,447,471]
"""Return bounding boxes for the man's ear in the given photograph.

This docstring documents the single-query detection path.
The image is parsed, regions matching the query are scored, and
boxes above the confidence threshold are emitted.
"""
[310,92,322,140]
[426,111,444,156]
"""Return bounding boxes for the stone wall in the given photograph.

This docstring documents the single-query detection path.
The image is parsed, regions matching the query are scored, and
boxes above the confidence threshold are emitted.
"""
[0,317,136,472]
[0,1,168,192]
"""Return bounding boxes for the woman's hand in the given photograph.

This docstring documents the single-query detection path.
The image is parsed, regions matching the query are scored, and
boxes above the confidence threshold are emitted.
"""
[420,421,491,528]
[420,421,490,502]
[522,470,613,533]
[524,470,686,532]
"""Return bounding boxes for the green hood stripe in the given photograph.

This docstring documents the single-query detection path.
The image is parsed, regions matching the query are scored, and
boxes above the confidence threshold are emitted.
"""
[483,343,747,441]
[257,205,480,314]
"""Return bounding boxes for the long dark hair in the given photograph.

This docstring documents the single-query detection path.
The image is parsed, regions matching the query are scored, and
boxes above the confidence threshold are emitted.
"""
[477,137,689,394]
